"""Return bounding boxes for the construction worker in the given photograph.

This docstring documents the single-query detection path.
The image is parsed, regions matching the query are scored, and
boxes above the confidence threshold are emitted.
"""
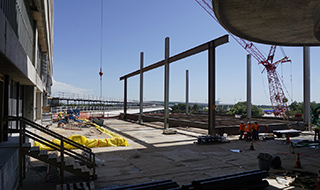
[58,112,63,120]
[252,121,257,140]
[245,121,252,141]
[239,121,245,140]
[254,121,260,140]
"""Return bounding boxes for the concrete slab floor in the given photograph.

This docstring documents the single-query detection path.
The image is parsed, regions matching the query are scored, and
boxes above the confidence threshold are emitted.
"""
[22,119,320,190]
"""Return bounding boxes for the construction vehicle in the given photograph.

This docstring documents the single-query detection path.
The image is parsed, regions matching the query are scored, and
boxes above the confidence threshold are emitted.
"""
[195,0,291,118]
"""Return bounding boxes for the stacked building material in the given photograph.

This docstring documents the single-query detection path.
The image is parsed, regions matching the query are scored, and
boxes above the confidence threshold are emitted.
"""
[109,179,180,190]
[182,170,269,190]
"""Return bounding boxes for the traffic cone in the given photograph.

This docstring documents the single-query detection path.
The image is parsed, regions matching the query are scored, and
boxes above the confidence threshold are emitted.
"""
[316,170,320,189]
[286,134,290,144]
[250,140,254,150]
[295,153,302,168]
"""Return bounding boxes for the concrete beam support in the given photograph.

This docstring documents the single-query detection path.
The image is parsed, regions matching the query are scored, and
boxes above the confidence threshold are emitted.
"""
[186,70,189,115]
[247,54,252,119]
[123,78,127,120]
[139,52,144,124]
[208,42,216,136]
[23,85,34,121]
[36,91,42,120]
[119,35,228,135]
[164,37,170,129]
[303,46,311,131]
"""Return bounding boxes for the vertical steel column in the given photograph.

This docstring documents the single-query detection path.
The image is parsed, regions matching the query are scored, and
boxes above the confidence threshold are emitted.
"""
[164,37,170,129]
[303,46,310,131]
[186,70,189,115]
[247,54,252,119]
[139,52,144,124]
[208,42,216,136]
[16,82,20,129]
[124,78,127,120]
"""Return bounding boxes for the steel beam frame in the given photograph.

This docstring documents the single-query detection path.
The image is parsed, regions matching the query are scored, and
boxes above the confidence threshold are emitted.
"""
[120,35,228,134]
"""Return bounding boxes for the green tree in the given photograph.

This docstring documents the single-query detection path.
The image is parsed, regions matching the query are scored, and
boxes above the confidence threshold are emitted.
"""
[227,101,264,117]
[288,101,318,117]
[216,106,228,114]
[171,103,187,113]
[191,104,199,113]
[170,103,199,114]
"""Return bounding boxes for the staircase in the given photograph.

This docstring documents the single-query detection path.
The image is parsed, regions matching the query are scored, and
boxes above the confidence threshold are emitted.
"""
[3,116,97,186]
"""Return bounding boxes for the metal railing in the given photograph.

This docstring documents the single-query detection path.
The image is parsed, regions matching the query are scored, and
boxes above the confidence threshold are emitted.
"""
[1,116,96,185]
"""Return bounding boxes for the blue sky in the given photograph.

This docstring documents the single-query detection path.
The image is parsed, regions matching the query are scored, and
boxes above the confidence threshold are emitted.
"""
[52,0,320,105]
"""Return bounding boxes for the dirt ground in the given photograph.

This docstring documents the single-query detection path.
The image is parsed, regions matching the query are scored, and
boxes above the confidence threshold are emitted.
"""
[22,119,320,190]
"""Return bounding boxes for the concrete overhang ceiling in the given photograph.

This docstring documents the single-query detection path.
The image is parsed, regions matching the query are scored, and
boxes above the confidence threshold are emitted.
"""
[212,0,320,46]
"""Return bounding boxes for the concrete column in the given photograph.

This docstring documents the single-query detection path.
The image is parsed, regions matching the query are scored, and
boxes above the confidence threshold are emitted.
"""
[139,52,144,124]
[247,54,252,118]
[24,86,35,121]
[164,37,170,129]
[208,42,216,136]
[33,22,38,66]
[124,78,127,120]
[186,70,189,115]
[303,46,310,131]
[36,91,43,120]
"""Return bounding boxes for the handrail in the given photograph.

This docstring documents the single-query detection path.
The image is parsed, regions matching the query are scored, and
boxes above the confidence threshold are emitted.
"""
[8,116,91,152]
[1,116,96,181]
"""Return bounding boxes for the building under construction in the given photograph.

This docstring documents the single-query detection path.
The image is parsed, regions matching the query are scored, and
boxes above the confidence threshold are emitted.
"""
[1,0,320,190]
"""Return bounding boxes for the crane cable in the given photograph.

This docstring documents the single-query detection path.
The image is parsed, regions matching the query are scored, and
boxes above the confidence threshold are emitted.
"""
[279,47,294,102]
[258,64,270,100]
[99,0,104,99]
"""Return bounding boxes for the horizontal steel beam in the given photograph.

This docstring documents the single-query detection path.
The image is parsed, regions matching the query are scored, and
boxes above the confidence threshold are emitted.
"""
[119,35,228,80]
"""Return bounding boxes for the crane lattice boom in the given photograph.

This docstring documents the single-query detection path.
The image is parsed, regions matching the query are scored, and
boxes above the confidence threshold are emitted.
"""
[196,0,291,117]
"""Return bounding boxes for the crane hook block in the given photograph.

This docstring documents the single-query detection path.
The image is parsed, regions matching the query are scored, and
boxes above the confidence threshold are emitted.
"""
[99,69,103,76]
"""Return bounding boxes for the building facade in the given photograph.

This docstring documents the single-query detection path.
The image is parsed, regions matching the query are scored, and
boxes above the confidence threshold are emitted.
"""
[0,0,53,142]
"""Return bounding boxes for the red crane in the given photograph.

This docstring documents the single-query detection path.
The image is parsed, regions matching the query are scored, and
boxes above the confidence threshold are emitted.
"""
[196,0,291,117]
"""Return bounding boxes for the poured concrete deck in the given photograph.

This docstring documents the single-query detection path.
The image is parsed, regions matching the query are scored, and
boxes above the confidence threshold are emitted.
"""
[23,119,320,189]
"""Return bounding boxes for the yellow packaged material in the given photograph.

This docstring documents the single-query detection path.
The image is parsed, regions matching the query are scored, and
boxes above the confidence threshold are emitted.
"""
[34,122,129,150]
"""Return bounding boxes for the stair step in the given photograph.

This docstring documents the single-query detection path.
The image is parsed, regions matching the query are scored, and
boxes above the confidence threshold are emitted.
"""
[65,157,75,166]
[74,162,81,169]
[82,182,89,190]
[22,143,31,148]
[30,146,40,152]
[56,156,74,164]
[57,182,95,190]
[76,183,82,189]
[81,166,90,173]
[48,153,57,160]
[89,182,95,190]
[39,150,48,156]
[62,184,67,190]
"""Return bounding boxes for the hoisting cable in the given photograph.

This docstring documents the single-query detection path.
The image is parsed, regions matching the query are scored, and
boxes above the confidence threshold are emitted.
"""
[258,64,270,100]
[290,60,293,100]
[279,47,293,102]
[99,0,104,99]
[277,70,293,102]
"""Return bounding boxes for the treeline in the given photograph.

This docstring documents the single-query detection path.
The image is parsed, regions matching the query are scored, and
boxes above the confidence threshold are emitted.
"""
[170,101,319,117]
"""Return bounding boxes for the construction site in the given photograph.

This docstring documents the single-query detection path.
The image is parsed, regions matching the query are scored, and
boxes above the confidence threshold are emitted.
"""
[1,0,320,190]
